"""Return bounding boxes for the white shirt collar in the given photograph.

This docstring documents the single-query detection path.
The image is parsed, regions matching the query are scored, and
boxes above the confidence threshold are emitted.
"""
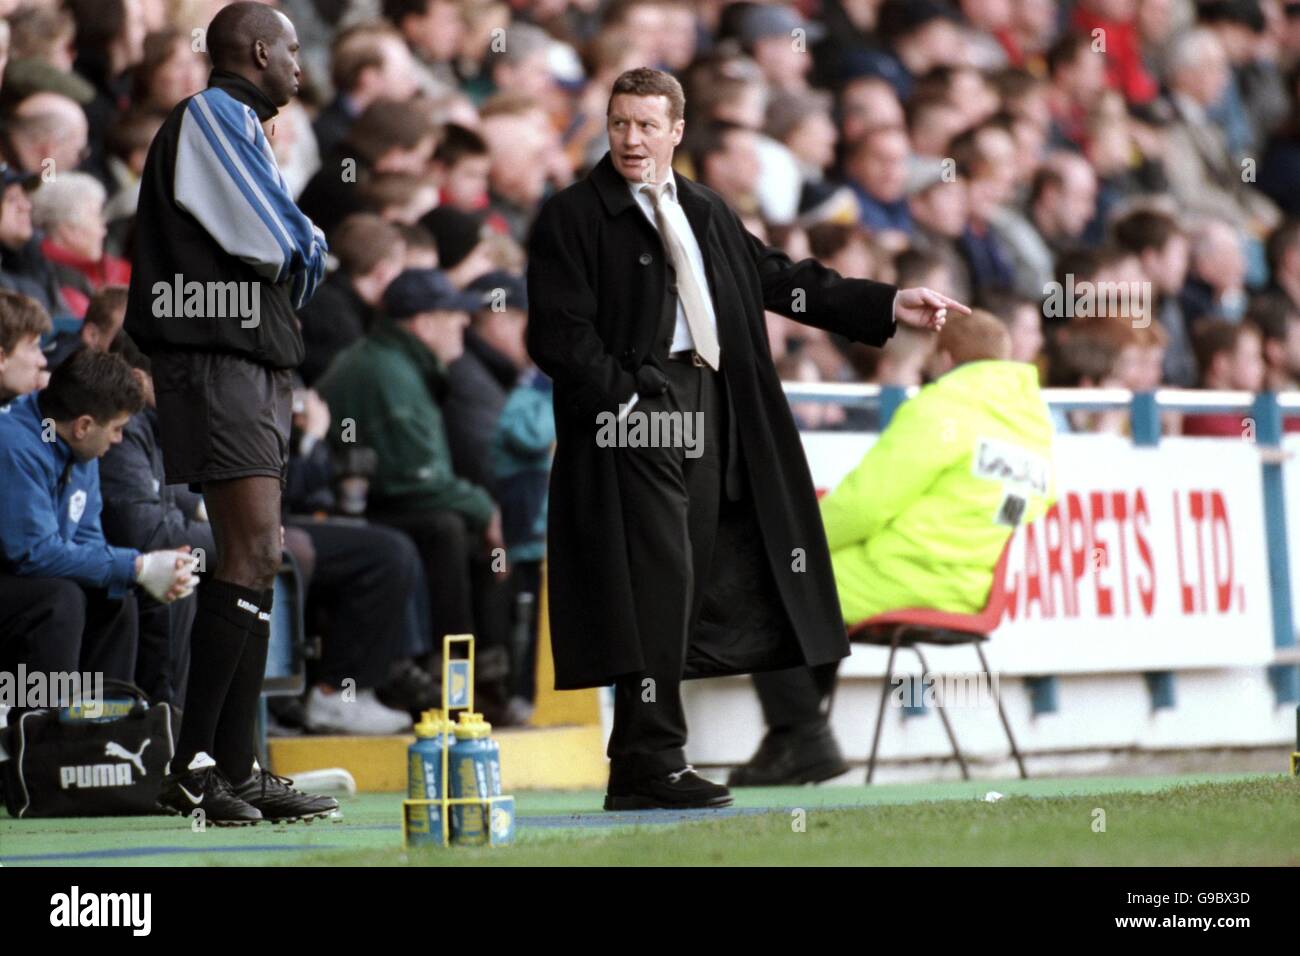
[628,168,677,203]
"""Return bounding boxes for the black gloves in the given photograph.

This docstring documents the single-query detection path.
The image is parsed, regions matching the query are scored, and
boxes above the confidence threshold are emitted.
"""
[635,363,669,398]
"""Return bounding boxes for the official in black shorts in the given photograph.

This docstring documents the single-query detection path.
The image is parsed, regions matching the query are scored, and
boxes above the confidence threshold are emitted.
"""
[151,351,293,491]
[123,2,336,824]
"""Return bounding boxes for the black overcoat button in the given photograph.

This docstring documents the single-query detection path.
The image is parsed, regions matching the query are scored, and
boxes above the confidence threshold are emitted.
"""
[639,253,653,265]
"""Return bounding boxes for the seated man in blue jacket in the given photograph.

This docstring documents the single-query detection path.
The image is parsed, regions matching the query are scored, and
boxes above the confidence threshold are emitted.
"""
[0,349,197,684]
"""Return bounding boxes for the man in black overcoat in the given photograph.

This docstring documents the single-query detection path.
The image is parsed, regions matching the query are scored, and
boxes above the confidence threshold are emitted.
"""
[526,68,967,810]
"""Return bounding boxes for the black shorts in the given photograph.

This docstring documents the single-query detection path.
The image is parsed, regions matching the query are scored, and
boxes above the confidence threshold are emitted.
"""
[152,350,293,492]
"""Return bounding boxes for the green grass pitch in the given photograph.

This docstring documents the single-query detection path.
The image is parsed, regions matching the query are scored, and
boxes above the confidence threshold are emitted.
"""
[2,773,1296,866]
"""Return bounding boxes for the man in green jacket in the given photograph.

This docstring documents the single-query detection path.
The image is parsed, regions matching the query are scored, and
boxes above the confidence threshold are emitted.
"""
[731,309,1056,785]
[318,269,511,712]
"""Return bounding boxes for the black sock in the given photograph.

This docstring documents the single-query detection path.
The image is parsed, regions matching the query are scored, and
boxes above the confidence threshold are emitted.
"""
[173,579,262,772]
[213,588,273,783]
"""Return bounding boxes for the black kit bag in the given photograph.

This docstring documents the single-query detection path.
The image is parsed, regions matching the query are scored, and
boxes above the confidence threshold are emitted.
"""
[2,680,176,818]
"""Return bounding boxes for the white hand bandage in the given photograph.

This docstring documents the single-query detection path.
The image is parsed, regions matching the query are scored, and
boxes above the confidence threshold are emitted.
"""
[137,550,198,603]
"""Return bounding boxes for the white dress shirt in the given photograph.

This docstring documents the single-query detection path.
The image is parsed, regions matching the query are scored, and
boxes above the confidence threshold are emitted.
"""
[628,170,721,354]
[622,170,901,397]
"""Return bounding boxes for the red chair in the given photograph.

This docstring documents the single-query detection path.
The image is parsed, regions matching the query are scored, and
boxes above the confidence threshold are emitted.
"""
[847,540,1027,783]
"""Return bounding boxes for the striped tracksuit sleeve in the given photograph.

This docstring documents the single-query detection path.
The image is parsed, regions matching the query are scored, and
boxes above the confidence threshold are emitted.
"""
[173,89,327,308]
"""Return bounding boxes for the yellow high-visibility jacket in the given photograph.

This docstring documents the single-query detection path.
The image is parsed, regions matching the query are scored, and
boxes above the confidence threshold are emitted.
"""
[820,360,1057,623]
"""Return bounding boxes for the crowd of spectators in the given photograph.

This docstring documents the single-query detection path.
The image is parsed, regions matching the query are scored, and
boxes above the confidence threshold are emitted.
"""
[3,0,1300,738]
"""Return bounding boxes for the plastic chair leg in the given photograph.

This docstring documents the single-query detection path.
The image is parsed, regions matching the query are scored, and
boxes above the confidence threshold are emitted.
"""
[974,641,1027,779]
[911,643,969,781]
[867,627,901,784]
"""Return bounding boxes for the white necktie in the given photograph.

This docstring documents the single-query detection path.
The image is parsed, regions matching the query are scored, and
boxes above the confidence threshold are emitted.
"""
[641,181,721,370]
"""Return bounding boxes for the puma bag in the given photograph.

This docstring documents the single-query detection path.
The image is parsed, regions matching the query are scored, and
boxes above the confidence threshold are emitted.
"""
[2,680,176,818]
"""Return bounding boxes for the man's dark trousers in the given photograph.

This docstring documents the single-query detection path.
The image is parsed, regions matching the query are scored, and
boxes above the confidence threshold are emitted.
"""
[607,343,727,785]
[0,574,139,682]
[136,593,196,709]
[288,517,417,689]
[367,508,513,659]
[751,661,841,730]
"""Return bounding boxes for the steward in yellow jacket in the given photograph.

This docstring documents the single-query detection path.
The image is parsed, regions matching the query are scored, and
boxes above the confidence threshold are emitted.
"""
[820,324,1056,623]
[732,309,1056,787]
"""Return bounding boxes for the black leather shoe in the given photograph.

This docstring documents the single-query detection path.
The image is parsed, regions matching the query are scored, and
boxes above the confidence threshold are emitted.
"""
[376,658,438,715]
[159,753,262,825]
[728,722,849,787]
[232,766,339,823]
[604,766,734,810]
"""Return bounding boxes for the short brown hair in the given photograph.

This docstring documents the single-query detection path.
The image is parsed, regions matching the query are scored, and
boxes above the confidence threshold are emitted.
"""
[132,28,188,105]
[1072,317,1169,351]
[0,288,52,354]
[991,68,1046,111]
[1248,292,1300,343]
[106,109,163,163]
[434,124,488,167]
[1047,33,1093,77]
[893,249,946,289]
[9,4,75,61]
[807,222,868,262]
[1113,209,1182,255]
[1048,323,1119,386]
[1193,319,1259,383]
[84,286,129,336]
[39,348,143,424]
[345,100,437,166]
[331,23,403,94]
[331,213,405,275]
[937,309,1012,365]
[479,90,543,121]
[608,67,685,123]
